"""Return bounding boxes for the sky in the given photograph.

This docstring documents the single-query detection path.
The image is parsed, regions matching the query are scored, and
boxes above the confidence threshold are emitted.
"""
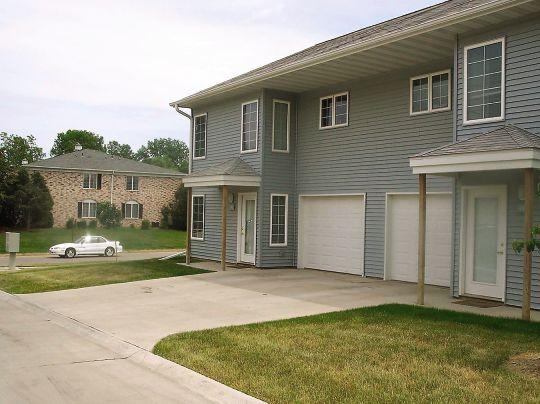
[1,0,440,157]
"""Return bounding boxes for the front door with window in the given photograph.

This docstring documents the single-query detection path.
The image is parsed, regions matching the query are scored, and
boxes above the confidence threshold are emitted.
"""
[238,193,257,264]
[463,186,507,300]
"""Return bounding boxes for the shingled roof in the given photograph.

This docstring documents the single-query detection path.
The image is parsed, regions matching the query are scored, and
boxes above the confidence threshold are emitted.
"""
[187,157,258,178]
[415,125,540,158]
[26,149,185,177]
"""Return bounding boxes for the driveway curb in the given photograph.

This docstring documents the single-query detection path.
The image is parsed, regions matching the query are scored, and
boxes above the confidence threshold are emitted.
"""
[0,290,264,404]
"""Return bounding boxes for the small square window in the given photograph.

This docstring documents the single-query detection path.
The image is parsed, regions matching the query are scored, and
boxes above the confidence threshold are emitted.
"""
[319,93,348,129]
[410,70,451,115]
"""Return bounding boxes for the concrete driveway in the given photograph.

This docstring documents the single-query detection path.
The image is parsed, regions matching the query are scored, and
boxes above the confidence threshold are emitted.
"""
[18,267,537,351]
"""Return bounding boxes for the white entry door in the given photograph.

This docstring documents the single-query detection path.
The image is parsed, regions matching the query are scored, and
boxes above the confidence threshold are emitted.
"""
[238,193,257,264]
[463,186,507,300]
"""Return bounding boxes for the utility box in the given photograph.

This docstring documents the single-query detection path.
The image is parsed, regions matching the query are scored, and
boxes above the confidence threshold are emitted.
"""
[5,232,20,253]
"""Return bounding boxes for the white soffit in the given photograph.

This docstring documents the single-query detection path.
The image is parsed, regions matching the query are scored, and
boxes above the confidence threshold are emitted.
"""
[182,175,261,188]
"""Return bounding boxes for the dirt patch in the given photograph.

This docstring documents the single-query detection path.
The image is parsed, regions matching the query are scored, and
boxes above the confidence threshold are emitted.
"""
[508,352,540,378]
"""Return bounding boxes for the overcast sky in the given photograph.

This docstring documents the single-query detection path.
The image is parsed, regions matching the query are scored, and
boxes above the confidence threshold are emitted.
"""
[1,0,440,156]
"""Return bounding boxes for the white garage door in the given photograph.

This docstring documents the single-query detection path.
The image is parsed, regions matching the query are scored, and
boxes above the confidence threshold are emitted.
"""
[299,195,365,275]
[386,194,452,287]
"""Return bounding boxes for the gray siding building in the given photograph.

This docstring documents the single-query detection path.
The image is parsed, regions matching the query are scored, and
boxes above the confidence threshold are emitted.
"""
[174,0,540,312]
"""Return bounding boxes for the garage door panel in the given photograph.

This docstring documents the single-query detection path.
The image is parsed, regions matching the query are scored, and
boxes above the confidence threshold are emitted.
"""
[300,196,364,275]
[386,194,451,287]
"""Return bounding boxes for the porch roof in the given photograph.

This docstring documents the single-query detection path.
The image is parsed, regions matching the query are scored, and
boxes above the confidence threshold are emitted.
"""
[182,157,261,188]
[410,125,540,174]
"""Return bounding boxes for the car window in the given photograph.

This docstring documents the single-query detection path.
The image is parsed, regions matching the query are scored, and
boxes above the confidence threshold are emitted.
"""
[96,237,106,243]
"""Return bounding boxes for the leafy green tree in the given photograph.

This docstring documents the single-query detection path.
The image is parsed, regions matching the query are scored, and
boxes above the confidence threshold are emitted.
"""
[135,138,188,173]
[0,132,44,168]
[106,141,134,159]
[160,186,187,230]
[96,202,122,228]
[50,129,106,156]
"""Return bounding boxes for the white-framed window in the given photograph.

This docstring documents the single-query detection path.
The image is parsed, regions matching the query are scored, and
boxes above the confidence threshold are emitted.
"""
[80,200,97,218]
[125,201,140,219]
[126,176,139,191]
[272,100,290,153]
[83,173,98,189]
[464,37,505,124]
[193,113,207,159]
[191,195,205,240]
[241,100,258,152]
[410,70,451,115]
[270,194,288,246]
[319,92,348,129]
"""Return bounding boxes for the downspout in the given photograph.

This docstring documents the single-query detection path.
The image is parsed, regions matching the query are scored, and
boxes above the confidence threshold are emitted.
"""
[172,104,193,174]
[294,96,299,268]
[110,170,114,204]
[450,33,459,298]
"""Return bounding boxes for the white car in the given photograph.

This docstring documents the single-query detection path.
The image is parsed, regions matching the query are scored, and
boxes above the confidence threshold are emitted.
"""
[49,236,123,258]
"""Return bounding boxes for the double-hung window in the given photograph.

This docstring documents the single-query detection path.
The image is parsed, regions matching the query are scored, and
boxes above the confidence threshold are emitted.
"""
[125,201,140,219]
[194,113,207,159]
[80,200,97,218]
[464,38,504,123]
[191,195,205,240]
[320,92,348,129]
[83,173,98,189]
[410,70,451,115]
[272,100,290,152]
[126,176,139,191]
[270,194,288,246]
[241,101,258,152]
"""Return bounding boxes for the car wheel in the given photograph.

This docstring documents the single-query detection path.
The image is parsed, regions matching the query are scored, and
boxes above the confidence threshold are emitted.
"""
[65,248,76,258]
[104,247,115,257]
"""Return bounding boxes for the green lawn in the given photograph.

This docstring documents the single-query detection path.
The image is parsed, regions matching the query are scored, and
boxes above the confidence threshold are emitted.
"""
[0,227,186,254]
[0,258,208,293]
[154,304,540,403]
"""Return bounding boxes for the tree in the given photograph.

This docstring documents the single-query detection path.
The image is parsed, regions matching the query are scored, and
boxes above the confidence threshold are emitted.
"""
[50,129,106,156]
[160,186,187,230]
[0,132,44,168]
[106,141,134,159]
[135,138,188,173]
[96,202,122,228]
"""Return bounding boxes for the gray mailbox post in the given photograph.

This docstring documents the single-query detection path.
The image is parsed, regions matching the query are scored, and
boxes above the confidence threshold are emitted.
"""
[5,232,20,270]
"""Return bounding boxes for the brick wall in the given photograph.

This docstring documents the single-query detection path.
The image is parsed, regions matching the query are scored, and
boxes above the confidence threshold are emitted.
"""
[32,169,182,228]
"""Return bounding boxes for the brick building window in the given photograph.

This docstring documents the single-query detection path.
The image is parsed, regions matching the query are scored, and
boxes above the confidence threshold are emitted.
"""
[122,201,142,219]
[83,173,101,189]
[78,200,97,218]
[126,176,139,191]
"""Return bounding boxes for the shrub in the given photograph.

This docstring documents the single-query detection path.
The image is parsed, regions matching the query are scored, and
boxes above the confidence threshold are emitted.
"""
[77,220,87,229]
[160,186,187,230]
[88,219,97,228]
[141,219,150,230]
[66,218,75,229]
[96,202,122,229]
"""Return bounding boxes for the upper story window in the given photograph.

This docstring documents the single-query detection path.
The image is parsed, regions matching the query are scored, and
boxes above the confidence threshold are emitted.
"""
[123,201,141,219]
[410,70,451,115]
[320,92,348,129]
[78,200,97,218]
[272,100,290,153]
[241,100,258,152]
[126,176,139,191]
[270,194,288,246]
[191,195,205,240]
[83,173,101,189]
[464,38,505,124]
[194,113,207,159]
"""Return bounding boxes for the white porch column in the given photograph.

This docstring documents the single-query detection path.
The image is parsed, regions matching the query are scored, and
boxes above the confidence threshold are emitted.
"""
[185,187,192,265]
[417,173,427,305]
[221,185,228,271]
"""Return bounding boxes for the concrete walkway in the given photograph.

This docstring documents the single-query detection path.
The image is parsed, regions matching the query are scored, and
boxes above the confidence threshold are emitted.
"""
[19,267,539,351]
[0,291,261,403]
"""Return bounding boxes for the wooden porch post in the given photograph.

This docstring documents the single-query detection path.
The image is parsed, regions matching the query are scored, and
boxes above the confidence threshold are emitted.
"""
[185,187,192,265]
[417,173,427,305]
[522,168,534,321]
[221,185,228,271]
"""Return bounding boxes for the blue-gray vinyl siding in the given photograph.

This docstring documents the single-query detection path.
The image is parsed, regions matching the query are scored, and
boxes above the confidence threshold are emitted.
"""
[295,63,454,278]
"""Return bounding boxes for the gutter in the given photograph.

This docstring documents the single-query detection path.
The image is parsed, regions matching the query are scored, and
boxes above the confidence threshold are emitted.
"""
[170,0,531,107]
[25,166,186,177]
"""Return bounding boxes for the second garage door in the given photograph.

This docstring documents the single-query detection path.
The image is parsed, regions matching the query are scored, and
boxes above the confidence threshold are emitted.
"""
[299,195,365,275]
[386,193,452,287]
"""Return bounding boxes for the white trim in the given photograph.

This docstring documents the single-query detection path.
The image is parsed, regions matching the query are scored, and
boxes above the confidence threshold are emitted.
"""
[459,185,507,301]
[318,92,349,130]
[297,193,366,276]
[383,192,452,282]
[269,193,288,247]
[463,37,505,125]
[171,0,524,107]
[80,199,97,219]
[124,200,140,220]
[409,69,452,116]
[26,166,185,177]
[272,100,290,153]
[125,175,139,191]
[82,172,98,189]
[237,192,257,264]
[410,149,540,174]
[240,100,259,153]
[182,174,261,188]
[193,113,207,160]
[191,194,205,241]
